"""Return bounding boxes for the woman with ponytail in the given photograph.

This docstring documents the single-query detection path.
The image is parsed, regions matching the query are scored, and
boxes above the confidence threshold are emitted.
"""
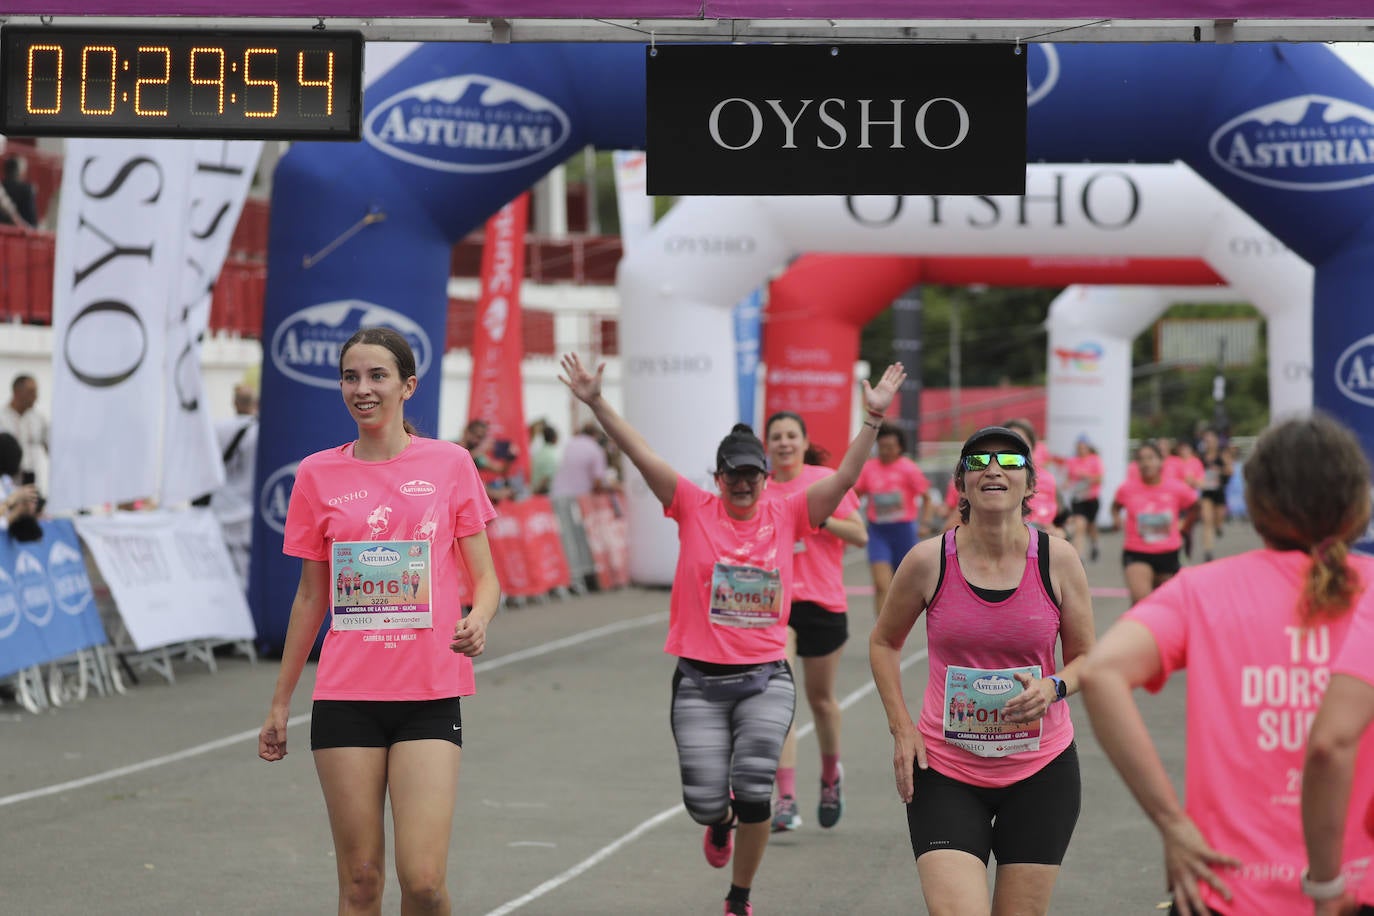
[1079,414,1374,915]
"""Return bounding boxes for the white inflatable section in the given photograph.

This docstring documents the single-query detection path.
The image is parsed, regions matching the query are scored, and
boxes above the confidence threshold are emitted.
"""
[617,162,1311,584]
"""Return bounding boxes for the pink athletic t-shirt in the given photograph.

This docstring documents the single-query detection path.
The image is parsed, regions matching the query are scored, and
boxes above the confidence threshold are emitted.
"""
[283,437,497,701]
[1331,596,1374,907]
[1065,454,1103,502]
[664,476,812,664]
[1113,476,1198,553]
[856,456,929,524]
[1128,550,1374,914]
[764,465,860,613]
[1028,469,1059,529]
[919,526,1072,788]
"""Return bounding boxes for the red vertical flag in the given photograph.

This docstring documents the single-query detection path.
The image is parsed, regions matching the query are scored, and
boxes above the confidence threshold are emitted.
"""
[468,194,531,483]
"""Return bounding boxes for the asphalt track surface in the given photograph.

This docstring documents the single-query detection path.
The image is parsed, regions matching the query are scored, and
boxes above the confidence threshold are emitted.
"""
[1,520,1252,915]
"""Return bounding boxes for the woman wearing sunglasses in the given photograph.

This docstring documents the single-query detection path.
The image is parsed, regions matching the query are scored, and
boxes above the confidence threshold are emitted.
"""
[1081,414,1374,915]
[560,353,904,916]
[870,426,1095,916]
[1112,440,1201,605]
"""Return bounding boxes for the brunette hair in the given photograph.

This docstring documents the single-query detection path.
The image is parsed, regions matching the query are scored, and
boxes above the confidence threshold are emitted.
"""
[1244,413,1372,625]
[338,326,422,436]
[765,410,830,466]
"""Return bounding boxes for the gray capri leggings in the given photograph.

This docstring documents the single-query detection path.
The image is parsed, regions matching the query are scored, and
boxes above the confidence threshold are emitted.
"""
[670,661,796,825]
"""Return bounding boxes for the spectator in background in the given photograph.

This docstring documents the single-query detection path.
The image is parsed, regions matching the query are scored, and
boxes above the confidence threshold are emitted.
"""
[0,432,40,533]
[460,418,517,503]
[0,374,49,497]
[0,155,37,228]
[550,421,616,500]
[530,424,559,496]
[210,383,258,590]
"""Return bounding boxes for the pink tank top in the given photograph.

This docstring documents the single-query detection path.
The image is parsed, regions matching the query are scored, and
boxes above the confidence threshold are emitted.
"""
[918,525,1074,787]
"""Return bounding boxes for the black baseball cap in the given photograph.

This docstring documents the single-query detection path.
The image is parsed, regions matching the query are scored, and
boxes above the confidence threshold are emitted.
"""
[959,426,1032,460]
[716,433,768,473]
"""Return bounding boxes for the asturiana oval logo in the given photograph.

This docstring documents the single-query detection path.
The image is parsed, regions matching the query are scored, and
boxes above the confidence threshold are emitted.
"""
[260,462,299,536]
[364,74,571,174]
[271,301,433,390]
[1335,333,1374,407]
[359,546,402,568]
[399,480,436,497]
[972,675,1017,696]
[1026,44,1059,108]
[1210,95,1374,191]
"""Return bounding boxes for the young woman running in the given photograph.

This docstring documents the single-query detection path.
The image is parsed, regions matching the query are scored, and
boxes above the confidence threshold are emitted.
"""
[1063,437,1103,563]
[259,326,501,916]
[870,426,1095,916]
[762,411,868,833]
[1112,440,1200,605]
[855,423,932,618]
[1082,414,1374,915]
[561,352,904,916]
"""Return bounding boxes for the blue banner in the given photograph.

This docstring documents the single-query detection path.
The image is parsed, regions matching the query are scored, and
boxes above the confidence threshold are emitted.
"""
[0,519,106,679]
[734,289,763,427]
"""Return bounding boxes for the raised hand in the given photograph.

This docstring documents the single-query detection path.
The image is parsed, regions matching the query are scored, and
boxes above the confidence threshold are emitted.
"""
[862,362,906,418]
[559,352,604,405]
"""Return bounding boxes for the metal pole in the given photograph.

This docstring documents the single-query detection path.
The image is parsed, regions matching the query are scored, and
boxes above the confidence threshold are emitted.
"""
[892,285,924,456]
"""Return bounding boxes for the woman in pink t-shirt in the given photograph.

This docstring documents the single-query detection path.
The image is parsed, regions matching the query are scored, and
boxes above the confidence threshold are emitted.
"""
[761,411,867,834]
[1112,440,1201,605]
[1082,414,1374,916]
[870,425,1096,915]
[855,424,932,619]
[1305,598,1374,916]
[561,353,904,916]
[1064,437,1104,564]
[258,327,500,915]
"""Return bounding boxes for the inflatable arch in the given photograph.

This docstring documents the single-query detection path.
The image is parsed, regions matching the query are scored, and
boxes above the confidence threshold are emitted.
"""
[619,162,1311,582]
[255,41,1374,646]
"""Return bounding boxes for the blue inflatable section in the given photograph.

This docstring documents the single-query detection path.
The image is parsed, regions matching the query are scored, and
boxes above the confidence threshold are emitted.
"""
[254,40,1374,653]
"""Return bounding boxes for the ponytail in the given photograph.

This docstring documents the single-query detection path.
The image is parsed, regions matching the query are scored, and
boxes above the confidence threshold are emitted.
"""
[1300,536,1360,626]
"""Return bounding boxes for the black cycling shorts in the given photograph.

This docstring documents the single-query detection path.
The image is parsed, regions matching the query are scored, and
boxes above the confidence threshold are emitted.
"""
[788,600,848,657]
[311,697,463,749]
[906,743,1081,866]
[1122,549,1181,577]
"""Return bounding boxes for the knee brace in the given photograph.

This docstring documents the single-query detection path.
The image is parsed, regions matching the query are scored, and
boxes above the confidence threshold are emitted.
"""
[732,797,770,824]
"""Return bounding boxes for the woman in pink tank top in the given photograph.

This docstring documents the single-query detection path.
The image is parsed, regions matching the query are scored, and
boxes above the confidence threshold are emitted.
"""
[1082,414,1374,915]
[870,425,1096,915]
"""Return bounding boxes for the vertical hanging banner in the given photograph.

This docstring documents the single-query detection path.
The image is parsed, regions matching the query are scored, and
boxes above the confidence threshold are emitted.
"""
[49,141,190,512]
[468,193,531,483]
[161,140,264,507]
[647,43,1027,195]
[734,289,763,426]
[611,150,653,255]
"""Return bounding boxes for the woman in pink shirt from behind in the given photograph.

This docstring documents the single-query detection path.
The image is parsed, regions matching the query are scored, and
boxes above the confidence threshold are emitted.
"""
[258,327,501,915]
[855,424,932,619]
[561,352,904,916]
[1081,414,1374,916]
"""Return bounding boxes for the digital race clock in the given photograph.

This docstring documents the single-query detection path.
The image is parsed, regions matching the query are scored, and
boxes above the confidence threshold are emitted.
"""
[0,27,363,140]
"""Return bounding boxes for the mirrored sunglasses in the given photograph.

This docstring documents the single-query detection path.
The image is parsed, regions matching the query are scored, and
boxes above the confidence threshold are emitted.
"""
[963,451,1028,472]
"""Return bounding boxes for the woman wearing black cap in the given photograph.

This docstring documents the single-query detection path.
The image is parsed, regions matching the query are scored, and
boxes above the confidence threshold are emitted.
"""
[870,425,1095,916]
[560,353,904,916]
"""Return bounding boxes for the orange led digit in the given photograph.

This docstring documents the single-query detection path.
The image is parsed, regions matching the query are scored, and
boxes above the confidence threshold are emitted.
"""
[243,48,279,118]
[298,49,335,116]
[134,46,171,116]
[190,47,226,114]
[25,44,61,115]
[80,45,117,115]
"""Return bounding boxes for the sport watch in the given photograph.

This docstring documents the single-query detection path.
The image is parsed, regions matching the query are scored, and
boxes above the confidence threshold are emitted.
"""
[1049,676,1067,703]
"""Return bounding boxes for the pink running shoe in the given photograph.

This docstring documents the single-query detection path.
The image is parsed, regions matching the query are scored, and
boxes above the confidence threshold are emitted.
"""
[703,816,735,868]
[724,899,753,915]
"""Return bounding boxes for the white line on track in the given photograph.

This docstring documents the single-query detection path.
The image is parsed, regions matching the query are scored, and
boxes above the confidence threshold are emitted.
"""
[482,646,930,916]
[0,611,668,810]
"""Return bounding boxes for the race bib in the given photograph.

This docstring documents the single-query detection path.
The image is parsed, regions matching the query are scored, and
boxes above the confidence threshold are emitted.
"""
[709,563,783,628]
[943,664,1042,757]
[331,540,433,631]
[1137,510,1172,544]
[873,490,906,523]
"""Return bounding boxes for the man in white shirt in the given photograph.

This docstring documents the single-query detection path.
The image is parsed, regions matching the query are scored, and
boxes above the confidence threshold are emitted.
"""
[0,374,49,496]
[550,422,615,500]
[210,384,258,590]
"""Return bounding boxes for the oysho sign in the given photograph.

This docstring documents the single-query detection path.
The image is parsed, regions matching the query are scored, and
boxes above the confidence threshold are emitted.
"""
[646,44,1026,196]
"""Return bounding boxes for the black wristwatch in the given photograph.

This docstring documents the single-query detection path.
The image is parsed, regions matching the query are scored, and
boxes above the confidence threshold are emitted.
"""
[1049,675,1067,703]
